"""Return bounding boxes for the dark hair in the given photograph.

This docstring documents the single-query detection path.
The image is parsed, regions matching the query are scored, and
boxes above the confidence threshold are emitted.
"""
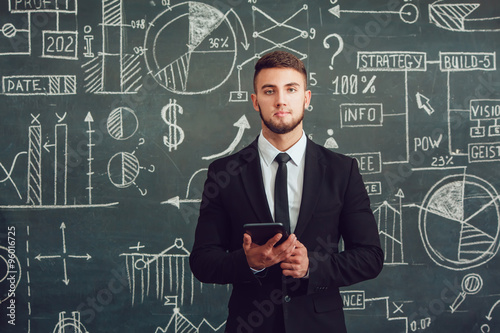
[253,51,307,92]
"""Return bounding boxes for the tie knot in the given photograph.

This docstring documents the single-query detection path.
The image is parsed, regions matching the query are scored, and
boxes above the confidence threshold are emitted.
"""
[275,152,291,165]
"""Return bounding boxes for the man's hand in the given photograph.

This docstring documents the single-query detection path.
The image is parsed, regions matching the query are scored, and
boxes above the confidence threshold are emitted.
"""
[280,240,309,278]
[243,233,297,271]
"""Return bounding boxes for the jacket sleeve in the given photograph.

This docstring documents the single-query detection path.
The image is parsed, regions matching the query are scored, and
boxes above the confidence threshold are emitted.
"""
[307,158,384,293]
[189,162,259,286]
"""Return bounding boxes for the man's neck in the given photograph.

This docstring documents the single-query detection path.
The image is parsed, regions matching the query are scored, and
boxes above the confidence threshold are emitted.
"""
[261,124,304,152]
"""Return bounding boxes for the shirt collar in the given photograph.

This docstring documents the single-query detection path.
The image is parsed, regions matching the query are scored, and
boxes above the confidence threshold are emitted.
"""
[258,130,307,167]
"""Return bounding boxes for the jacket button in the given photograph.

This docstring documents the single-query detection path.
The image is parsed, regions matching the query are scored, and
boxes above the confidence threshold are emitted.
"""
[284,295,291,302]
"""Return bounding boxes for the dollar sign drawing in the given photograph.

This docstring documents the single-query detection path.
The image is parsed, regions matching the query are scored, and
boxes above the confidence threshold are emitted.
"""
[161,99,185,151]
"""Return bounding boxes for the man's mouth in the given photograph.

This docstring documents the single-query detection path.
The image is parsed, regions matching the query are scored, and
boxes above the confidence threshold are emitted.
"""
[274,110,290,117]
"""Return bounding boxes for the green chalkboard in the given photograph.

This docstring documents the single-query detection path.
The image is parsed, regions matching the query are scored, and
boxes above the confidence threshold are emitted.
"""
[1,0,500,332]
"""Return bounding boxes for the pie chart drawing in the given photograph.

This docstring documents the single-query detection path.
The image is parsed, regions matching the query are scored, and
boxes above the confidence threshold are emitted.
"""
[419,174,500,270]
[144,1,238,95]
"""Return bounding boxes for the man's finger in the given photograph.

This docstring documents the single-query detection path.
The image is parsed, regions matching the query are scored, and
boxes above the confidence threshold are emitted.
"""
[264,233,283,248]
[242,233,252,251]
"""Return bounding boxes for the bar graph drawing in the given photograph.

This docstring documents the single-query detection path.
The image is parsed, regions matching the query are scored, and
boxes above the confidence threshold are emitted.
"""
[374,191,405,265]
[82,0,143,94]
[121,238,200,307]
[0,115,119,209]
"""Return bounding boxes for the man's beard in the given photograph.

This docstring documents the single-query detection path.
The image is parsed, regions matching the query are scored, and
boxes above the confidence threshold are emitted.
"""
[258,105,305,135]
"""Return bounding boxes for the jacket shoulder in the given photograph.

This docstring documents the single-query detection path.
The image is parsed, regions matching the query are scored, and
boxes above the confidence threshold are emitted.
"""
[207,140,259,171]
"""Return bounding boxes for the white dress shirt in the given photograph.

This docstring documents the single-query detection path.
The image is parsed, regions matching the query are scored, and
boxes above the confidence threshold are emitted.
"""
[257,130,307,233]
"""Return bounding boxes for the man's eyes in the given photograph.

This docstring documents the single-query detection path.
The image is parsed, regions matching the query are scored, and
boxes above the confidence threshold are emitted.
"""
[263,87,297,94]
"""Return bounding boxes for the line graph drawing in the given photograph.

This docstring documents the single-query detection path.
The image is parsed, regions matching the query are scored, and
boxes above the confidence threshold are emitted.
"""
[231,5,309,101]
[418,174,500,270]
[0,151,27,199]
[144,1,238,95]
[120,238,200,306]
[155,296,225,333]
[34,222,92,285]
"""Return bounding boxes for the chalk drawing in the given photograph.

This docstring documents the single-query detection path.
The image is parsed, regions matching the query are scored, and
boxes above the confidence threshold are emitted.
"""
[144,1,237,95]
[329,3,419,24]
[34,222,92,285]
[107,107,139,141]
[418,174,500,270]
[230,4,309,101]
[53,311,89,333]
[161,168,207,208]
[374,190,406,265]
[155,296,225,332]
[162,99,185,152]
[0,245,22,304]
[202,115,250,160]
[429,1,500,32]
[450,273,483,313]
[82,0,143,94]
[121,238,200,306]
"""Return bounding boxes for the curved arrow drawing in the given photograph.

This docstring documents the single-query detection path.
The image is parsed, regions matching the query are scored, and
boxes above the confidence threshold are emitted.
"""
[161,168,208,208]
[486,299,500,320]
[228,8,250,50]
[202,115,250,160]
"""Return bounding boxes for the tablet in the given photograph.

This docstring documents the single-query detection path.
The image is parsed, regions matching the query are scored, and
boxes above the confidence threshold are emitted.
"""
[243,223,289,246]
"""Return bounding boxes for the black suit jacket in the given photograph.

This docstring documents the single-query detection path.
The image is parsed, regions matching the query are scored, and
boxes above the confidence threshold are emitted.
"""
[190,137,383,333]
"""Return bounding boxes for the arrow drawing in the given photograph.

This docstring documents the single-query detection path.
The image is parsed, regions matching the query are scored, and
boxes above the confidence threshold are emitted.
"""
[486,299,500,321]
[227,8,250,50]
[202,115,250,160]
[34,222,92,285]
[161,168,207,209]
[85,112,95,205]
[329,3,419,24]
[416,92,435,115]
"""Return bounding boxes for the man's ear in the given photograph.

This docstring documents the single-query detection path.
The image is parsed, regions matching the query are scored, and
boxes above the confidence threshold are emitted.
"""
[304,90,312,108]
[251,93,259,112]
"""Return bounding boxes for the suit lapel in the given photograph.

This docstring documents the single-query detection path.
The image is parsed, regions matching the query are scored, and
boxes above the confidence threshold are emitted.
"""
[294,139,326,237]
[239,139,274,223]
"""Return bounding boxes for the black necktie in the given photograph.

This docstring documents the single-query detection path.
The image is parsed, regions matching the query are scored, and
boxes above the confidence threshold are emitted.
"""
[274,153,291,234]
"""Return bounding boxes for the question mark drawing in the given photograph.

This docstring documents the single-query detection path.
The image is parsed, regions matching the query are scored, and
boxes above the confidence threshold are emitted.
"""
[323,33,344,70]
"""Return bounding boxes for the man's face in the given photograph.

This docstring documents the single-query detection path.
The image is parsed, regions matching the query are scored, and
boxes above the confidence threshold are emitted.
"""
[251,68,311,135]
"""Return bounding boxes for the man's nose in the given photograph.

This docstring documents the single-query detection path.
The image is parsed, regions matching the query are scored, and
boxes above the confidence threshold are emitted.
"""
[275,90,287,107]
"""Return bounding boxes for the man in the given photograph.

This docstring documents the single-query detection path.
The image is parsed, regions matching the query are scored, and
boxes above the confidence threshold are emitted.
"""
[190,51,383,333]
